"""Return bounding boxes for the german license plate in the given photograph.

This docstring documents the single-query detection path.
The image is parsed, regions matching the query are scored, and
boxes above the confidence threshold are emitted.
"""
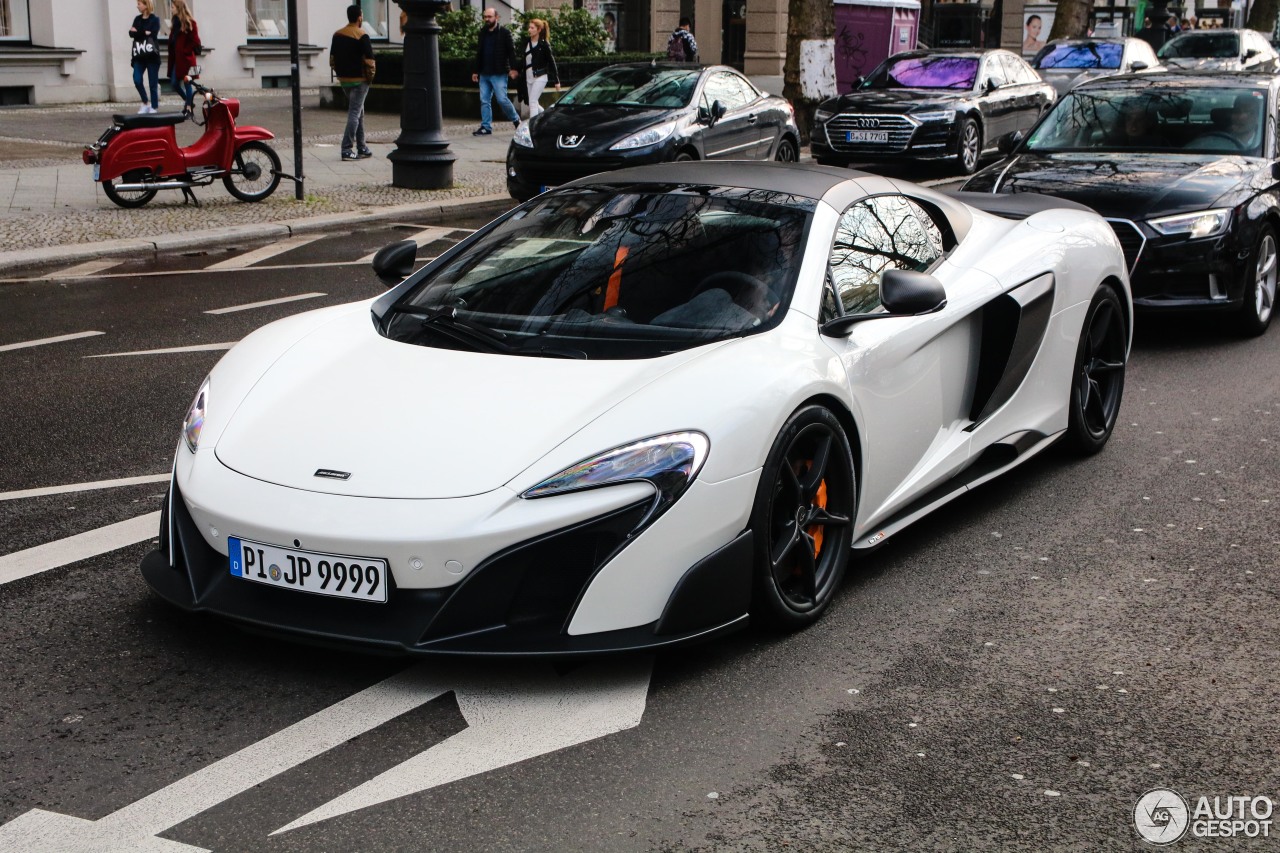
[228,536,388,603]
[93,164,100,181]
[847,130,889,143]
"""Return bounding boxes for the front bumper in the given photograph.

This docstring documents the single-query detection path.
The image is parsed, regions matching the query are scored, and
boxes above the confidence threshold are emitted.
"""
[506,138,679,201]
[810,116,956,166]
[140,471,754,657]
[1111,219,1249,311]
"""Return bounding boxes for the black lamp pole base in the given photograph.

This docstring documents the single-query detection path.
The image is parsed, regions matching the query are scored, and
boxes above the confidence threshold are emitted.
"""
[393,0,455,190]
[389,149,456,190]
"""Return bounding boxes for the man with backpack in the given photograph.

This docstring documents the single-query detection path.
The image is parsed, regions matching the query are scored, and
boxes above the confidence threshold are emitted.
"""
[666,17,698,62]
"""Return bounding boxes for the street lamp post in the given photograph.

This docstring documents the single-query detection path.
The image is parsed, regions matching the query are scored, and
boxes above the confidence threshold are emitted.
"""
[390,0,456,189]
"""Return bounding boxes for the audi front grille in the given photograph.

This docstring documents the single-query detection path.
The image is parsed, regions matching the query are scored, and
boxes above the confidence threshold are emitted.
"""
[825,114,917,154]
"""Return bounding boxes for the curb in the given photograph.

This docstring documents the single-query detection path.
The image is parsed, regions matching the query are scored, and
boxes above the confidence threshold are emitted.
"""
[0,193,513,275]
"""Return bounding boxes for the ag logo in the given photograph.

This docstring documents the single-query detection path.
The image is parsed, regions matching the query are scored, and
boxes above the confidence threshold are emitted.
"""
[1135,788,1190,844]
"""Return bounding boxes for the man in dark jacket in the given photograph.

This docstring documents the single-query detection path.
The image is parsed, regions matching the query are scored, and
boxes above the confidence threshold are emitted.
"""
[471,7,520,135]
[331,5,376,160]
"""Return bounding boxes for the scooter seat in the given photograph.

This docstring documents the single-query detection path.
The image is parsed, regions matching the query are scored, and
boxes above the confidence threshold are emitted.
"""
[113,112,188,130]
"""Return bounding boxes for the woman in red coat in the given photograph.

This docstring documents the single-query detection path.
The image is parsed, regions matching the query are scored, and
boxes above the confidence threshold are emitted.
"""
[166,0,201,110]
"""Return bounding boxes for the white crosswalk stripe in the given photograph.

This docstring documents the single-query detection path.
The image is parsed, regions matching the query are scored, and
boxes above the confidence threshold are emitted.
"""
[205,235,322,270]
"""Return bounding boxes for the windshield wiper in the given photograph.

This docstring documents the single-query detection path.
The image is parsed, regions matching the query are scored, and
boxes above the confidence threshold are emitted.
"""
[388,305,514,354]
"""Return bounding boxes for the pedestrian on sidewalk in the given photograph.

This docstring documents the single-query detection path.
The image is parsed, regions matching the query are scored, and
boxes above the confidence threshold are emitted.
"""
[471,7,520,136]
[516,18,559,120]
[129,0,162,114]
[331,4,376,161]
[166,0,201,112]
[665,17,698,62]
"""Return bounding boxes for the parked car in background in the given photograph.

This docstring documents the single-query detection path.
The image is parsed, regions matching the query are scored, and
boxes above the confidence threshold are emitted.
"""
[962,72,1280,336]
[505,62,800,202]
[1157,29,1279,72]
[1031,37,1161,96]
[809,49,1055,175]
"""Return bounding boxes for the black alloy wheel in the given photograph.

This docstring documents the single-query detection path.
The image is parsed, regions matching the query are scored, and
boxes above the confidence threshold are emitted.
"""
[1065,284,1127,454]
[955,117,982,175]
[1237,223,1277,337]
[101,168,157,208]
[750,405,856,629]
[223,140,282,202]
[774,138,798,163]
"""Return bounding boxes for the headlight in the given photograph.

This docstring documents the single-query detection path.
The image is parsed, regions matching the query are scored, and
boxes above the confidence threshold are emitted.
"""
[814,108,834,123]
[609,120,680,151]
[513,121,533,148]
[910,109,955,122]
[1148,208,1231,239]
[182,377,210,453]
[522,432,709,521]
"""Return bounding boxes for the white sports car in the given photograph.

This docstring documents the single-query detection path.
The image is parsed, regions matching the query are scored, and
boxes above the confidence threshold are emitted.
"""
[142,162,1131,655]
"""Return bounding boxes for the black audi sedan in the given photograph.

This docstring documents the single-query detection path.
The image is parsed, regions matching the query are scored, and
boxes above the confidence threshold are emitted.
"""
[809,49,1055,175]
[505,62,800,202]
[962,72,1279,335]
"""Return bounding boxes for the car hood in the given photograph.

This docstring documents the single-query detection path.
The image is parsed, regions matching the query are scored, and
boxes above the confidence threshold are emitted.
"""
[530,104,688,150]
[823,88,969,112]
[1039,68,1113,96]
[972,151,1255,217]
[214,310,713,499]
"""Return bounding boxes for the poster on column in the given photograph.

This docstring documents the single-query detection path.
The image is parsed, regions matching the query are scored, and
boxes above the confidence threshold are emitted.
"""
[1022,6,1055,56]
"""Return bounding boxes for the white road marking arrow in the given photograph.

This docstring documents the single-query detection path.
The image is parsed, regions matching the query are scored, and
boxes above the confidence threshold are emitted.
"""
[0,658,652,851]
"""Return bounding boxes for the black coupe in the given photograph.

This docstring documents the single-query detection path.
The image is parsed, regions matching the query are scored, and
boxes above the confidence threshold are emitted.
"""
[809,49,1056,175]
[962,72,1279,335]
[505,62,800,202]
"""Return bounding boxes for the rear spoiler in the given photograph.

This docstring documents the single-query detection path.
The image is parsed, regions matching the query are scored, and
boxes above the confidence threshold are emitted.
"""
[945,190,1098,220]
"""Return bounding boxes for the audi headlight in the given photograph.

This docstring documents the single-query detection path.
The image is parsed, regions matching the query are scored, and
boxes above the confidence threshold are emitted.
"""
[814,107,834,123]
[513,121,533,148]
[1148,208,1231,239]
[182,377,210,453]
[911,109,955,122]
[610,120,679,151]
[522,432,709,520]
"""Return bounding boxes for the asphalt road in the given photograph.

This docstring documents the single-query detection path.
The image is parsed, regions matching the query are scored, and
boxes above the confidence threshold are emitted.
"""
[1,211,1277,852]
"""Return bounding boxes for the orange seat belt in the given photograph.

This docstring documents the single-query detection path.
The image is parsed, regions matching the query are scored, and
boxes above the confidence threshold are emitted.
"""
[604,246,628,310]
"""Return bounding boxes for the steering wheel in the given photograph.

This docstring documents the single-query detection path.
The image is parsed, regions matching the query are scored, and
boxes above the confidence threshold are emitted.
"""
[1187,131,1245,152]
[692,271,774,315]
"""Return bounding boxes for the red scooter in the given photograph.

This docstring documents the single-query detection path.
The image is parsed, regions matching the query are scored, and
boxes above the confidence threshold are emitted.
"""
[83,76,283,208]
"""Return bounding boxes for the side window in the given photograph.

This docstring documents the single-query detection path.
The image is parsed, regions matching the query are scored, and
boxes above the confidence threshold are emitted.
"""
[1000,55,1027,84]
[701,72,751,112]
[828,196,946,315]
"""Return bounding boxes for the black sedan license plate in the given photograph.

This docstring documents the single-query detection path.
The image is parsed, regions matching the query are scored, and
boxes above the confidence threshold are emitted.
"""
[228,536,388,603]
[847,130,889,143]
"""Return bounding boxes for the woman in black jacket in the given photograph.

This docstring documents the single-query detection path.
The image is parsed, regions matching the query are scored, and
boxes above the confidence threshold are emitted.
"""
[129,0,162,113]
[517,18,559,119]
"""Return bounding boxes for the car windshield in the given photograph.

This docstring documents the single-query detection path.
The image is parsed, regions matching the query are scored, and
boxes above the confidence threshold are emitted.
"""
[384,186,815,360]
[1025,87,1268,156]
[1158,33,1240,59]
[1036,42,1124,69]
[556,66,701,108]
[864,55,979,90]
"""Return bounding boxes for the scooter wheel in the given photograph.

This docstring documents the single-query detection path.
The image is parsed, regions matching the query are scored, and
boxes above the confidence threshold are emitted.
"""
[224,141,282,202]
[102,170,157,209]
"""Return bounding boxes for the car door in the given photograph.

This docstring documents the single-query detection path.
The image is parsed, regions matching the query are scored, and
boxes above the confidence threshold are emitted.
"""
[1001,53,1045,131]
[978,54,1017,144]
[698,70,760,159]
[822,194,980,525]
[730,73,780,158]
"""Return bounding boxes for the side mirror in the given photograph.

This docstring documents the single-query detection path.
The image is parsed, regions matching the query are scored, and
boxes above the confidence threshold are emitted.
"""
[850,75,864,92]
[1270,161,1280,182]
[985,76,1004,92]
[1129,60,1148,71]
[711,99,726,123]
[998,130,1025,155]
[881,269,947,315]
[372,239,417,287]
[1245,48,1260,59]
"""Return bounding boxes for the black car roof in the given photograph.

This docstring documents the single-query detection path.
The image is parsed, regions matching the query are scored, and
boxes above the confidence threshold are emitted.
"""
[562,161,869,200]
[1069,69,1276,90]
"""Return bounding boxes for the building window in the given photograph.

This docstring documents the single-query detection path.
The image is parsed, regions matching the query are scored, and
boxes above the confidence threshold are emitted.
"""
[246,0,288,38]
[359,1,390,40]
[1,0,31,41]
